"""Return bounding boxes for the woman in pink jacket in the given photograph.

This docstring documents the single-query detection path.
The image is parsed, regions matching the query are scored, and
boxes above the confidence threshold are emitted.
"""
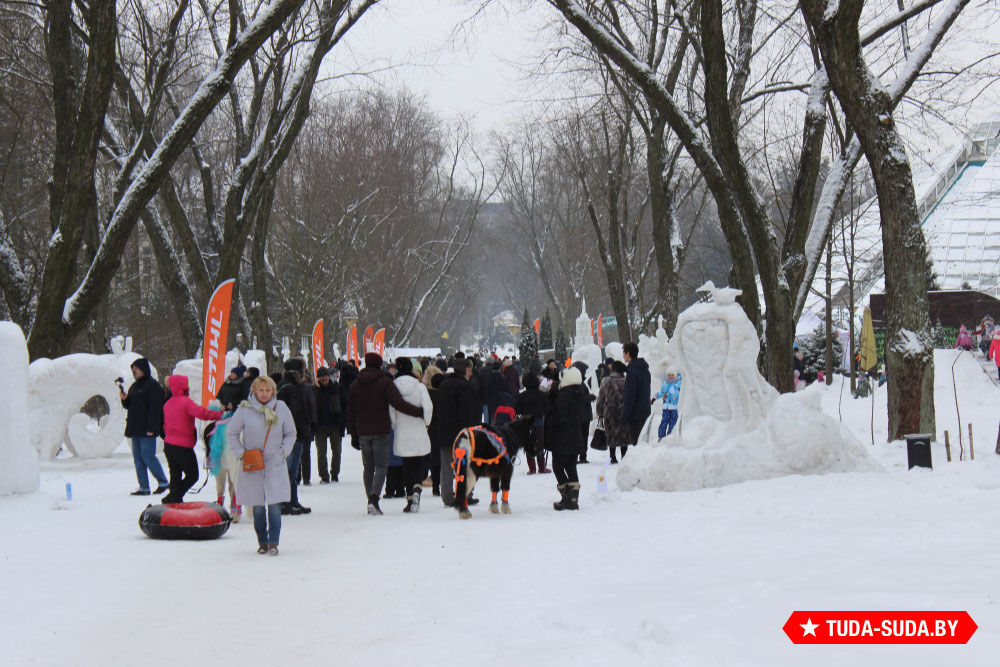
[162,375,223,504]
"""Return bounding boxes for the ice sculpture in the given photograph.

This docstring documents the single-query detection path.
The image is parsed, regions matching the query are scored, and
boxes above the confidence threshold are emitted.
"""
[0,322,39,494]
[617,282,881,492]
[28,337,157,460]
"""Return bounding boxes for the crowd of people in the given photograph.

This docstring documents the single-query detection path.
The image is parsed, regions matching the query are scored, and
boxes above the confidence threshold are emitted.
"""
[119,341,675,555]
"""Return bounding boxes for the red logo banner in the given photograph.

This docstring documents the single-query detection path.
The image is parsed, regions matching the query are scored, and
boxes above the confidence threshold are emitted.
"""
[783,611,977,645]
[363,325,374,354]
[200,279,235,406]
[312,318,324,373]
[347,324,359,366]
[373,328,386,356]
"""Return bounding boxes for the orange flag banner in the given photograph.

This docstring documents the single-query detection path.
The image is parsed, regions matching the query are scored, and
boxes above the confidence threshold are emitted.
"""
[200,279,235,407]
[312,319,325,373]
[363,325,375,354]
[533,318,540,336]
[373,328,386,356]
[347,324,359,366]
[597,315,604,348]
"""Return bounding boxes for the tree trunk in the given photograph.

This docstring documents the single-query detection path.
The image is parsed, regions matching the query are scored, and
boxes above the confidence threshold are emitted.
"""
[646,115,680,335]
[825,237,834,385]
[801,0,936,439]
[139,209,203,356]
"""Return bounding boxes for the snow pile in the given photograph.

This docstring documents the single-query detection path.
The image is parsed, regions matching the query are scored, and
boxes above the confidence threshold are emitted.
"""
[0,322,38,494]
[618,284,881,492]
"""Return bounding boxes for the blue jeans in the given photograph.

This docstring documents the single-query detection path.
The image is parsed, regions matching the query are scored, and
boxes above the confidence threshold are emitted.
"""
[252,504,282,546]
[285,439,306,504]
[657,409,678,439]
[131,436,167,491]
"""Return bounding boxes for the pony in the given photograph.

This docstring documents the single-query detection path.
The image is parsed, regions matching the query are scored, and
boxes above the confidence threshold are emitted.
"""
[452,417,534,519]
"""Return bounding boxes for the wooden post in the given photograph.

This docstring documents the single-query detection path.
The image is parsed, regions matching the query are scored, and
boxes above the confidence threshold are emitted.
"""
[944,430,952,462]
[969,423,975,460]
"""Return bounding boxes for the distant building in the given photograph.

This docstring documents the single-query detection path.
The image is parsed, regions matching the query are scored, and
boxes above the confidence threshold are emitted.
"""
[807,116,1000,324]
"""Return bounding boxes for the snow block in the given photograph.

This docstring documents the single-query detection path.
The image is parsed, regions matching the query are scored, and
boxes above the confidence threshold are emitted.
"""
[0,322,39,494]
[29,348,155,460]
[618,285,881,492]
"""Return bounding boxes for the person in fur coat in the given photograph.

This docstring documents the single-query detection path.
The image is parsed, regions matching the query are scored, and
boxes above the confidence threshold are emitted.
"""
[595,360,629,463]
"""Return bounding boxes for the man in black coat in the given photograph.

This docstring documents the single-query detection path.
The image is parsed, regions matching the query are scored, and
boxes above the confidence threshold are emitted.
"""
[119,358,168,496]
[621,342,651,450]
[216,365,247,411]
[314,366,345,483]
[435,358,482,507]
[278,359,317,514]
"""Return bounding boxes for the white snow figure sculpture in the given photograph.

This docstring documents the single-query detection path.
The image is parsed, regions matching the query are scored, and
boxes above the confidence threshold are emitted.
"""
[243,349,267,377]
[617,281,881,492]
[28,337,157,460]
[173,358,204,405]
[604,341,624,363]
[0,322,39,494]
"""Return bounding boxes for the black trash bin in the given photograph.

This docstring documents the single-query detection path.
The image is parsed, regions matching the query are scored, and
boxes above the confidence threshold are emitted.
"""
[904,433,933,470]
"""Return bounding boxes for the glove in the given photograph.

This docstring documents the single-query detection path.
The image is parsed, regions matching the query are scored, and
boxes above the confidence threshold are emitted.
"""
[351,436,360,451]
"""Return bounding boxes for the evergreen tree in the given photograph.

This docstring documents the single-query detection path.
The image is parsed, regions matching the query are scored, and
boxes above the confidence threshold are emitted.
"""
[800,324,844,377]
[540,311,553,349]
[554,327,568,367]
[518,308,537,366]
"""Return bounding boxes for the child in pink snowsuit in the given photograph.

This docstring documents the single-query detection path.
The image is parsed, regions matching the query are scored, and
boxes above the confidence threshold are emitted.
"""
[954,325,973,351]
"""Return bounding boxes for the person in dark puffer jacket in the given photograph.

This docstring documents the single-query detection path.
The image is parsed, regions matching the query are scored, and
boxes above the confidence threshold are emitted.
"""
[515,372,550,474]
[547,367,591,511]
[120,358,168,496]
[277,359,317,515]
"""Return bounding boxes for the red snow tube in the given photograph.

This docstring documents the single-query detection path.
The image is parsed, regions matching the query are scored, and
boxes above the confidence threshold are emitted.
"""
[139,502,232,540]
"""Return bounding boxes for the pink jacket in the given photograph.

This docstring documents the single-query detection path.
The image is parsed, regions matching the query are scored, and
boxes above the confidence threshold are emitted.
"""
[163,375,223,447]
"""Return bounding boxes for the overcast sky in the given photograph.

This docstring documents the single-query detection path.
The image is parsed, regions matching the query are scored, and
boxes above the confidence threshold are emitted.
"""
[319,0,1000,165]
[323,0,560,134]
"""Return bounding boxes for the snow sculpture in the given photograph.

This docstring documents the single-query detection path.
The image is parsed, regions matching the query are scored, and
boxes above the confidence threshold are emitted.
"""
[0,322,39,494]
[243,350,267,377]
[617,281,881,492]
[28,337,157,460]
[604,341,624,363]
[172,358,204,405]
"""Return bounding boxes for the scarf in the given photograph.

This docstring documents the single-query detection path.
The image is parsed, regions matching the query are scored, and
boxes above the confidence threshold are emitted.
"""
[240,399,279,426]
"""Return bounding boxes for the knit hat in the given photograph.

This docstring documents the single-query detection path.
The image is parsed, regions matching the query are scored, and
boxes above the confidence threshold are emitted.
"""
[560,367,582,387]
[365,352,382,367]
[230,365,246,378]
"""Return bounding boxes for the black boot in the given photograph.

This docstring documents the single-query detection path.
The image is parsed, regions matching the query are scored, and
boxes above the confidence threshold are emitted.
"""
[553,484,570,511]
[565,482,580,510]
[367,494,383,515]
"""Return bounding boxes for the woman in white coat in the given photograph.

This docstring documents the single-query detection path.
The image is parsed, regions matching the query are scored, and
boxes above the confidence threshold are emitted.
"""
[227,376,297,555]
[390,357,433,513]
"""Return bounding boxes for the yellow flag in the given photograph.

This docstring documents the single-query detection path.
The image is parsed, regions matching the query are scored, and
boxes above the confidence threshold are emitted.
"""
[441,331,449,339]
[858,307,877,372]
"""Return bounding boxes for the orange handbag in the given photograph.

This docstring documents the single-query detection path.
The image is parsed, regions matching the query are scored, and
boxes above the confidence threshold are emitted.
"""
[242,423,272,472]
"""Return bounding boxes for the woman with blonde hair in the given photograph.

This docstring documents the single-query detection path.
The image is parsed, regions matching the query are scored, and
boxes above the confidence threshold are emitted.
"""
[227,376,297,555]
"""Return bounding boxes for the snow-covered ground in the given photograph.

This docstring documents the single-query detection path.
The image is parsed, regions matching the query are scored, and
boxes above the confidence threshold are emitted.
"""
[3,350,998,666]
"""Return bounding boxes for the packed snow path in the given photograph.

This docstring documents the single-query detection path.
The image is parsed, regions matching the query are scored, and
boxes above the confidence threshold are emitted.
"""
[3,437,998,666]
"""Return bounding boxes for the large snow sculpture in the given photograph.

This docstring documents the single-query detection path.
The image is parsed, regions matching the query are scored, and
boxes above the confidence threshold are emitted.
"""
[617,282,881,492]
[0,322,39,494]
[28,337,156,460]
